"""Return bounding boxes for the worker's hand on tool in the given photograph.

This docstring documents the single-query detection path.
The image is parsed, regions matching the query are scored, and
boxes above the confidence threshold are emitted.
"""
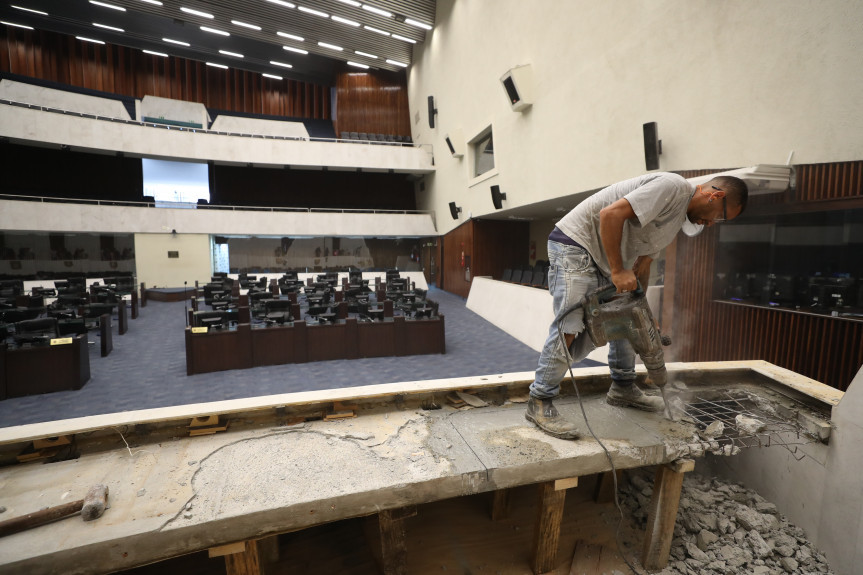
[611,269,638,293]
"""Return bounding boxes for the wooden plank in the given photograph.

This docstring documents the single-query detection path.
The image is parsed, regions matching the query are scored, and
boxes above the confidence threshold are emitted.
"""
[592,470,621,504]
[532,480,567,574]
[223,539,262,575]
[641,463,688,570]
[378,508,409,575]
[490,488,511,521]
[554,477,578,491]
[208,541,245,558]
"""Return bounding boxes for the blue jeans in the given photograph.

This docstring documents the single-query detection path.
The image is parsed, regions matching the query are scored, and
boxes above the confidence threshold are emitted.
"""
[529,240,636,399]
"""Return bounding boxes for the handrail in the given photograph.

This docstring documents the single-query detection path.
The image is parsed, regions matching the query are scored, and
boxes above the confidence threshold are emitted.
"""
[0,192,434,217]
[0,98,431,153]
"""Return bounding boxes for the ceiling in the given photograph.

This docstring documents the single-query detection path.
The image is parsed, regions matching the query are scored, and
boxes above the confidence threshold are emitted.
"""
[0,0,436,84]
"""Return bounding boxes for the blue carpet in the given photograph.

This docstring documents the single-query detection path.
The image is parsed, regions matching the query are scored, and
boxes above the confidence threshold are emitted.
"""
[0,287,604,427]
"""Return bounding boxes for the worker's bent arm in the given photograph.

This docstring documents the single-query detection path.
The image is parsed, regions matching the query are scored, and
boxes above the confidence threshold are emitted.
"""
[599,198,639,292]
[632,255,652,292]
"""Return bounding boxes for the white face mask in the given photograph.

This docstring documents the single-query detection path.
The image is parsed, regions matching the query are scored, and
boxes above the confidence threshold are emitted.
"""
[682,216,704,237]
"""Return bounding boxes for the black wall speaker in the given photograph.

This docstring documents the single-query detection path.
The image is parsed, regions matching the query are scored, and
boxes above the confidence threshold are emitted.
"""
[448,201,461,220]
[490,185,506,210]
[643,122,661,171]
[428,95,437,129]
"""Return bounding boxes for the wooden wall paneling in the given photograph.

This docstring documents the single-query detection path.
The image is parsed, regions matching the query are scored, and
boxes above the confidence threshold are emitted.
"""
[797,161,863,202]
[471,220,530,281]
[441,221,474,298]
[334,65,409,138]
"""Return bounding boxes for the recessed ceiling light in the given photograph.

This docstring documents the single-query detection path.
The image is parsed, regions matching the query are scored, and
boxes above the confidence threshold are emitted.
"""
[277,31,304,42]
[89,1,126,11]
[386,59,407,67]
[77,36,106,44]
[355,50,377,59]
[332,15,360,27]
[363,25,389,36]
[219,50,243,58]
[269,60,293,68]
[266,0,296,7]
[336,0,361,6]
[163,37,190,46]
[298,6,328,18]
[180,6,214,18]
[2,21,34,29]
[231,20,261,31]
[138,0,163,5]
[200,26,229,36]
[283,46,308,55]
[263,73,283,80]
[318,42,343,51]
[391,34,416,44]
[143,49,168,57]
[93,23,125,32]
[362,4,392,17]
[404,18,432,30]
[347,61,369,69]
[206,62,228,69]
[11,5,48,16]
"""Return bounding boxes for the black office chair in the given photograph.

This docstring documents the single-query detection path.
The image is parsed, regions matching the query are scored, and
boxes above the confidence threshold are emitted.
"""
[13,317,59,346]
[263,299,293,325]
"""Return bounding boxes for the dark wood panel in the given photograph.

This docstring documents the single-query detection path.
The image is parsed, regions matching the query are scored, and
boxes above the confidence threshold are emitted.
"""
[797,161,863,202]
[441,220,474,298]
[0,27,330,120]
[334,63,409,138]
[473,219,530,281]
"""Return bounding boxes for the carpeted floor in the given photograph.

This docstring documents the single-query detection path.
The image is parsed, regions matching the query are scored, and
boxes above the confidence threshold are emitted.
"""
[0,287,604,428]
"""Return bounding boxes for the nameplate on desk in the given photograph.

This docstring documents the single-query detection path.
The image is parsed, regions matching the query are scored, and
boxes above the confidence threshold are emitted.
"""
[191,327,208,334]
[50,337,73,346]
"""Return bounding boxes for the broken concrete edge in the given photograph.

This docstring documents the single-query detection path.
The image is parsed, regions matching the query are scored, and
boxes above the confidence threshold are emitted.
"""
[0,360,841,448]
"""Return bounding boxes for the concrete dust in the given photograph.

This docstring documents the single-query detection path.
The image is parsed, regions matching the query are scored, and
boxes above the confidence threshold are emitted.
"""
[479,427,559,466]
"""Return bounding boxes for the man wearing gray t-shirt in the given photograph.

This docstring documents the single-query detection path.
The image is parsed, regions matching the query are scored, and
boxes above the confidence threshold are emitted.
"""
[526,172,749,439]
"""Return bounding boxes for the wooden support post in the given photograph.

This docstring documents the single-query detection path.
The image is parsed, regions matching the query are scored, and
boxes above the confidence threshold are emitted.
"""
[378,506,416,575]
[532,481,567,574]
[593,469,622,504]
[490,488,511,521]
[217,539,263,575]
[642,459,695,570]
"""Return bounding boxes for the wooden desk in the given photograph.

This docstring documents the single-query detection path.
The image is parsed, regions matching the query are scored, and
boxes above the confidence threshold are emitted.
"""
[1,334,90,399]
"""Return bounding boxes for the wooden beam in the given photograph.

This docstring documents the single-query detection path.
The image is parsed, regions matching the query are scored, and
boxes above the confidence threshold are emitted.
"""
[554,476,578,491]
[378,506,415,575]
[223,539,262,575]
[593,470,622,504]
[532,481,567,574]
[642,461,693,570]
[490,488,511,521]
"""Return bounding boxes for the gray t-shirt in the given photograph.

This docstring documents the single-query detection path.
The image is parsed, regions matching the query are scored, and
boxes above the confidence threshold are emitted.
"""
[555,172,694,277]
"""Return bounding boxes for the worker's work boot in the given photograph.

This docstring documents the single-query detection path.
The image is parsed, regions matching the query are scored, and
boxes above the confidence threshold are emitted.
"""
[606,381,665,412]
[525,396,580,440]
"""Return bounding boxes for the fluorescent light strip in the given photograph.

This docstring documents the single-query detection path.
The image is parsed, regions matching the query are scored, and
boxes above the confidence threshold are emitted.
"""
[266,0,296,7]
[363,25,389,36]
[2,21,34,30]
[386,59,407,67]
[90,1,126,11]
[77,36,105,44]
[298,6,328,18]
[392,34,416,44]
[11,5,48,16]
[263,73,282,80]
[163,37,190,46]
[143,49,168,57]
[362,4,391,17]
[318,42,343,51]
[138,0,163,5]
[347,61,368,69]
[283,46,308,54]
[336,0,361,6]
[269,60,293,68]
[206,62,227,69]
[219,50,243,58]
[405,18,432,30]
[180,6,214,18]
[332,15,360,27]
[355,50,377,59]
[277,31,304,41]
[93,23,125,32]
[200,26,230,36]
[232,20,261,31]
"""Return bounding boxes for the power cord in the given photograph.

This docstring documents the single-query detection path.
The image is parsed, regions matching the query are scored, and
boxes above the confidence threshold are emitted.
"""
[556,305,648,575]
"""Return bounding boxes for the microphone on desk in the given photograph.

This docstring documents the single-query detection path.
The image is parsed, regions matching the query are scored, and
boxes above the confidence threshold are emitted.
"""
[184,281,188,327]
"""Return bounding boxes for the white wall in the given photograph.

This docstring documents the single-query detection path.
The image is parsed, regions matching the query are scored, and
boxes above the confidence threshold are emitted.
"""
[409,0,863,234]
[134,233,211,288]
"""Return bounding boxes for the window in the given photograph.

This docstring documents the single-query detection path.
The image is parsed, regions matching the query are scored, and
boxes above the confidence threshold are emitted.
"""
[472,129,495,178]
[142,158,210,207]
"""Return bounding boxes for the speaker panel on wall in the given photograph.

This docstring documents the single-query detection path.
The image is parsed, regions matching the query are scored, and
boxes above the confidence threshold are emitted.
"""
[643,122,661,171]
[490,185,507,210]
[444,128,464,158]
[428,95,437,129]
[500,64,533,112]
[448,201,461,220]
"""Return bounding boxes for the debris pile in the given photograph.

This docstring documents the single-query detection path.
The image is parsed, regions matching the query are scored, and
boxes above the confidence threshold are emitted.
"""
[620,469,834,575]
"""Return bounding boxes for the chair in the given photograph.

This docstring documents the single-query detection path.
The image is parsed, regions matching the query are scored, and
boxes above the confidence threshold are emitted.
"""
[263,299,293,325]
[357,132,369,140]
[500,269,513,282]
[13,317,59,346]
[530,270,545,288]
[510,269,523,284]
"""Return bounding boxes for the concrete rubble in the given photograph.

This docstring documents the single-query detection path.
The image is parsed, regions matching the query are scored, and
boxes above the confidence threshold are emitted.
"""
[620,469,834,575]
